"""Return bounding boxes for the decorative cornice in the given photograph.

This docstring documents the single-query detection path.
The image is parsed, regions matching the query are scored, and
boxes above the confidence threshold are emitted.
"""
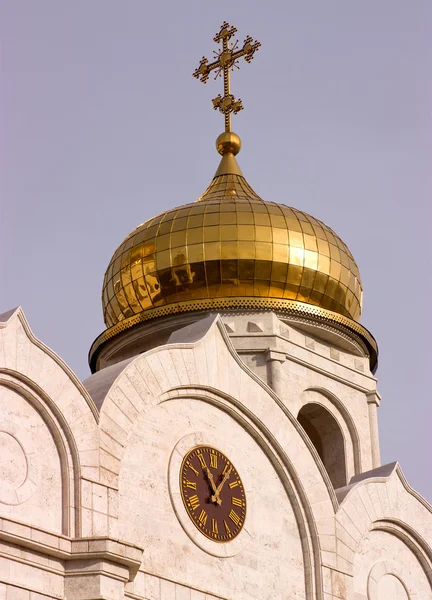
[0,517,143,579]
[278,313,369,360]
[89,297,378,374]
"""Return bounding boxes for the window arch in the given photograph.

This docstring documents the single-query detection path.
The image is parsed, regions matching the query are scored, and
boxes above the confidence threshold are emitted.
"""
[298,403,347,489]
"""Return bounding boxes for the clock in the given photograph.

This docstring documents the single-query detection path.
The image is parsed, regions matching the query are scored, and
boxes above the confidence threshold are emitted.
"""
[180,445,246,542]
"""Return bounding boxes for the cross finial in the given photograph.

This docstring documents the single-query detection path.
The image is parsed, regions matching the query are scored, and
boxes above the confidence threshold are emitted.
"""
[193,22,261,134]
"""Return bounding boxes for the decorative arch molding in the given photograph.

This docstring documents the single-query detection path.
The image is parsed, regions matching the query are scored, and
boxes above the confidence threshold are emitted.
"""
[0,370,82,536]
[336,463,432,579]
[367,560,411,599]
[0,307,99,422]
[372,519,432,589]
[302,387,361,475]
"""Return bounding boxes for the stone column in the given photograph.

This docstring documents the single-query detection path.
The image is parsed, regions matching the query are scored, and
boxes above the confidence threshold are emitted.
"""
[265,350,286,399]
[367,392,381,468]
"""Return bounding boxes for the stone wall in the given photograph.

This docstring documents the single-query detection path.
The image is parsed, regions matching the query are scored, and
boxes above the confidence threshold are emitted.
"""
[0,308,431,600]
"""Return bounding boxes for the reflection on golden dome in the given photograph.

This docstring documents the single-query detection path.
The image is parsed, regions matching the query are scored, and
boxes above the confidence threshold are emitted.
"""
[101,141,363,332]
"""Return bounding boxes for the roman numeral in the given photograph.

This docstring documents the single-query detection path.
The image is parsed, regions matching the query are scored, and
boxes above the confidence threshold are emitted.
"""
[210,453,218,469]
[229,509,240,526]
[224,520,231,534]
[198,509,208,527]
[229,480,240,488]
[222,463,231,475]
[187,461,199,476]
[185,480,197,490]
[231,497,243,507]
[212,519,219,535]
[197,453,206,469]
[189,494,200,511]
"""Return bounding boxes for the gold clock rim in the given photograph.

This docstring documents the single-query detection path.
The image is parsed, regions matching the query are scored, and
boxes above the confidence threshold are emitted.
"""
[179,444,247,544]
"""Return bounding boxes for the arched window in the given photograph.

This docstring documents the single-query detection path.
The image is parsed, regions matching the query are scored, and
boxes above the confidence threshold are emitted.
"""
[298,403,347,489]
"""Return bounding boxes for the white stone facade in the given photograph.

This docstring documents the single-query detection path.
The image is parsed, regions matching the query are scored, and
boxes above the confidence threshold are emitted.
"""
[0,307,431,599]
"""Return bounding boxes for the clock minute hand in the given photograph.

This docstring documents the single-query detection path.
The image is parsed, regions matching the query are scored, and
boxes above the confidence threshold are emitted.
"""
[204,466,217,494]
[205,467,222,505]
[212,466,233,504]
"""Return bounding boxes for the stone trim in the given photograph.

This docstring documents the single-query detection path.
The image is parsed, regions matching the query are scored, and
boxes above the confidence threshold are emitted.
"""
[278,314,371,361]
[236,344,376,392]
[0,516,143,580]
[264,349,286,363]
[1,308,99,421]
[284,350,376,393]
[231,326,376,383]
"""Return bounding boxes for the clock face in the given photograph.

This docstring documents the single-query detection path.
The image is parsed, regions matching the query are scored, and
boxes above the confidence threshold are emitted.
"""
[180,445,246,542]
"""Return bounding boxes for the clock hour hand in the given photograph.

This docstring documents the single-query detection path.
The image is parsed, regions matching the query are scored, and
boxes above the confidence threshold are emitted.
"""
[211,466,232,504]
[204,466,222,504]
[204,466,217,492]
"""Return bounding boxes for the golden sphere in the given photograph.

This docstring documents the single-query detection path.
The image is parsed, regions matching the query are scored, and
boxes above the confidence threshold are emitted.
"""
[216,132,241,155]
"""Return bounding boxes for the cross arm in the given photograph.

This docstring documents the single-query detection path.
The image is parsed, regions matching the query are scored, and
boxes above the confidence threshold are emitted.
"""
[193,56,222,83]
[231,36,261,64]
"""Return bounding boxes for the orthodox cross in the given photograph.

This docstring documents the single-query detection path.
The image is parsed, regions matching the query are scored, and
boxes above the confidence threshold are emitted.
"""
[193,22,261,133]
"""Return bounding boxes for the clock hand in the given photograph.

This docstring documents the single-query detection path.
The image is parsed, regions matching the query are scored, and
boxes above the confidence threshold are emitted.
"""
[204,466,217,494]
[204,466,222,505]
[211,466,232,504]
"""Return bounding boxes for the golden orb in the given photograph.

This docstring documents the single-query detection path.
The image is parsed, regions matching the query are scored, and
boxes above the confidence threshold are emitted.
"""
[216,132,241,156]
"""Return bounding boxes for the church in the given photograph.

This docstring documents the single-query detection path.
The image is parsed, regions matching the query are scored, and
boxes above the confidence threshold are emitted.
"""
[1,22,431,600]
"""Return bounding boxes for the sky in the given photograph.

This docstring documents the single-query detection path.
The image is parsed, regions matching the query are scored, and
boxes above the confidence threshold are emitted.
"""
[1,1,431,501]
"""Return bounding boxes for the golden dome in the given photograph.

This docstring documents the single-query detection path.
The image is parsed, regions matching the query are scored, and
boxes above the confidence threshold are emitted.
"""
[91,23,378,375]
[101,141,363,332]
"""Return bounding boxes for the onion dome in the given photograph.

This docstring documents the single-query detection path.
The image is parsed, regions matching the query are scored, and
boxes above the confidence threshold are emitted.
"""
[90,22,377,372]
[102,132,363,332]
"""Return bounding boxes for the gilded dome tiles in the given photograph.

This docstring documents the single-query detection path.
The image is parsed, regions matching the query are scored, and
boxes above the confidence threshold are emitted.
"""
[102,172,362,329]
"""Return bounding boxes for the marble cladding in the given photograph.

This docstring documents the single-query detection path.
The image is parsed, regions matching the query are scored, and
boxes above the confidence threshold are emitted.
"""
[0,308,430,600]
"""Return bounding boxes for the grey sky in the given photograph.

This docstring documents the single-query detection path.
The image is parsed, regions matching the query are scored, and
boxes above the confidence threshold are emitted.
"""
[1,1,431,501]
